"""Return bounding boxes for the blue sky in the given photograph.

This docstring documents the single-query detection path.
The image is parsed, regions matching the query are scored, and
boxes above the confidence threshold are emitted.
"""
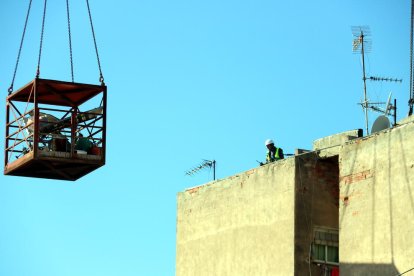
[0,1,411,275]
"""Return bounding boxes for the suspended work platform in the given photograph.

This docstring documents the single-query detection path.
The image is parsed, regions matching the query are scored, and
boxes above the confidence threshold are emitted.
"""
[4,78,107,181]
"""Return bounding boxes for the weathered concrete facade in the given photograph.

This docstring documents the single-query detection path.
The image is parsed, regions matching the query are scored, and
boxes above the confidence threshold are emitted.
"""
[177,118,414,275]
[176,154,339,275]
[339,119,414,275]
[176,158,296,275]
[295,154,339,275]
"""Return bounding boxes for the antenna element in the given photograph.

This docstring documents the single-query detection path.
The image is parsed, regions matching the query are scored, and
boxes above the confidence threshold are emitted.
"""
[185,159,216,181]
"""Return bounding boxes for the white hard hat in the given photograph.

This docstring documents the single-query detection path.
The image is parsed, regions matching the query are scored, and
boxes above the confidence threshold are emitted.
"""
[265,139,274,146]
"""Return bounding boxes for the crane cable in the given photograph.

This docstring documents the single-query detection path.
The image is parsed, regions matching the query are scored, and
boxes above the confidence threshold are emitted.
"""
[409,0,414,116]
[8,0,33,95]
[66,0,74,82]
[36,0,47,79]
[86,0,105,86]
[8,0,104,95]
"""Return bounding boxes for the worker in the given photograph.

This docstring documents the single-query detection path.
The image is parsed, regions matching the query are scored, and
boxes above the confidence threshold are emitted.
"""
[49,133,71,152]
[260,139,284,165]
[75,133,93,153]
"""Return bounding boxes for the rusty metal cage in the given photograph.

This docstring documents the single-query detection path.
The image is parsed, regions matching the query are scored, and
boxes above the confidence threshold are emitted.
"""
[4,78,107,181]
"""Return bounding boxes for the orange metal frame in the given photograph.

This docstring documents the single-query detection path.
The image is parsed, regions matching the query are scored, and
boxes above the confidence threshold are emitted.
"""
[4,78,107,181]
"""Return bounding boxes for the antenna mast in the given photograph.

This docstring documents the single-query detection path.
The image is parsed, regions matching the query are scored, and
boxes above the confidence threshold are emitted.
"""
[353,26,371,135]
[352,27,402,134]
[409,0,414,116]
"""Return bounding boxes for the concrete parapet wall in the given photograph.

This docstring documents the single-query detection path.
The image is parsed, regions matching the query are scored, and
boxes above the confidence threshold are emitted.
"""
[176,158,296,276]
[313,129,362,154]
[339,121,414,275]
[396,114,414,125]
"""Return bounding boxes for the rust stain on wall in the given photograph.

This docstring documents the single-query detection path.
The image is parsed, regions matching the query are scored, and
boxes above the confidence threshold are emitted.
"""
[246,169,255,176]
[186,186,202,194]
[340,169,374,185]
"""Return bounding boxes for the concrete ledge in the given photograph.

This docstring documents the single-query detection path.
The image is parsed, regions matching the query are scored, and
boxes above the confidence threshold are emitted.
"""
[313,129,362,151]
[396,114,414,125]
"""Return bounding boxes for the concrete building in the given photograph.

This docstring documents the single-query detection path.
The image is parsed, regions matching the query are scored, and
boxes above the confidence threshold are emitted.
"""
[176,117,414,276]
[339,117,414,275]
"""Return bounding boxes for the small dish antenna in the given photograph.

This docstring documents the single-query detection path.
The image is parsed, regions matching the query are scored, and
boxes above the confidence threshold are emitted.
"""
[384,92,392,116]
[371,115,390,134]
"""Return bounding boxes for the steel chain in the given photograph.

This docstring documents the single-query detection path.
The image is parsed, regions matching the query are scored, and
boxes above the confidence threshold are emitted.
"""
[8,0,33,95]
[66,0,74,82]
[36,0,48,79]
[86,0,105,85]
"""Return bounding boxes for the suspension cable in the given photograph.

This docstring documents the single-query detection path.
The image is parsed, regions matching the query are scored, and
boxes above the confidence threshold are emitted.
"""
[8,0,33,95]
[86,0,105,85]
[36,0,48,79]
[66,0,74,82]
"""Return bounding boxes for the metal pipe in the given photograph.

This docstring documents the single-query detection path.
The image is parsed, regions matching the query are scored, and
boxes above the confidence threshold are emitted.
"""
[213,160,216,180]
[33,78,39,159]
[102,86,107,164]
[394,99,397,126]
[5,101,10,166]
[70,107,77,158]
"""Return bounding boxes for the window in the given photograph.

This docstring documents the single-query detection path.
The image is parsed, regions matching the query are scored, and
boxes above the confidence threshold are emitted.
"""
[312,227,339,265]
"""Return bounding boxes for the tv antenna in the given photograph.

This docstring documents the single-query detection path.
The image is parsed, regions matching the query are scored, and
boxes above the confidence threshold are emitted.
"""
[367,92,397,126]
[352,26,402,135]
[352,26,371,135]
[185,159,216,181]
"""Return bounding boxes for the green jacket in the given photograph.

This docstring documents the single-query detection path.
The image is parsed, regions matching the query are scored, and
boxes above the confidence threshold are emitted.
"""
[266,147,284,162]
[75,137,93,152]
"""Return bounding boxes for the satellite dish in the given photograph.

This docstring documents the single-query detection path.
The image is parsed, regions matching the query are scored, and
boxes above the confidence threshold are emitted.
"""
[384,92,392,115]
[371,115,390,134]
